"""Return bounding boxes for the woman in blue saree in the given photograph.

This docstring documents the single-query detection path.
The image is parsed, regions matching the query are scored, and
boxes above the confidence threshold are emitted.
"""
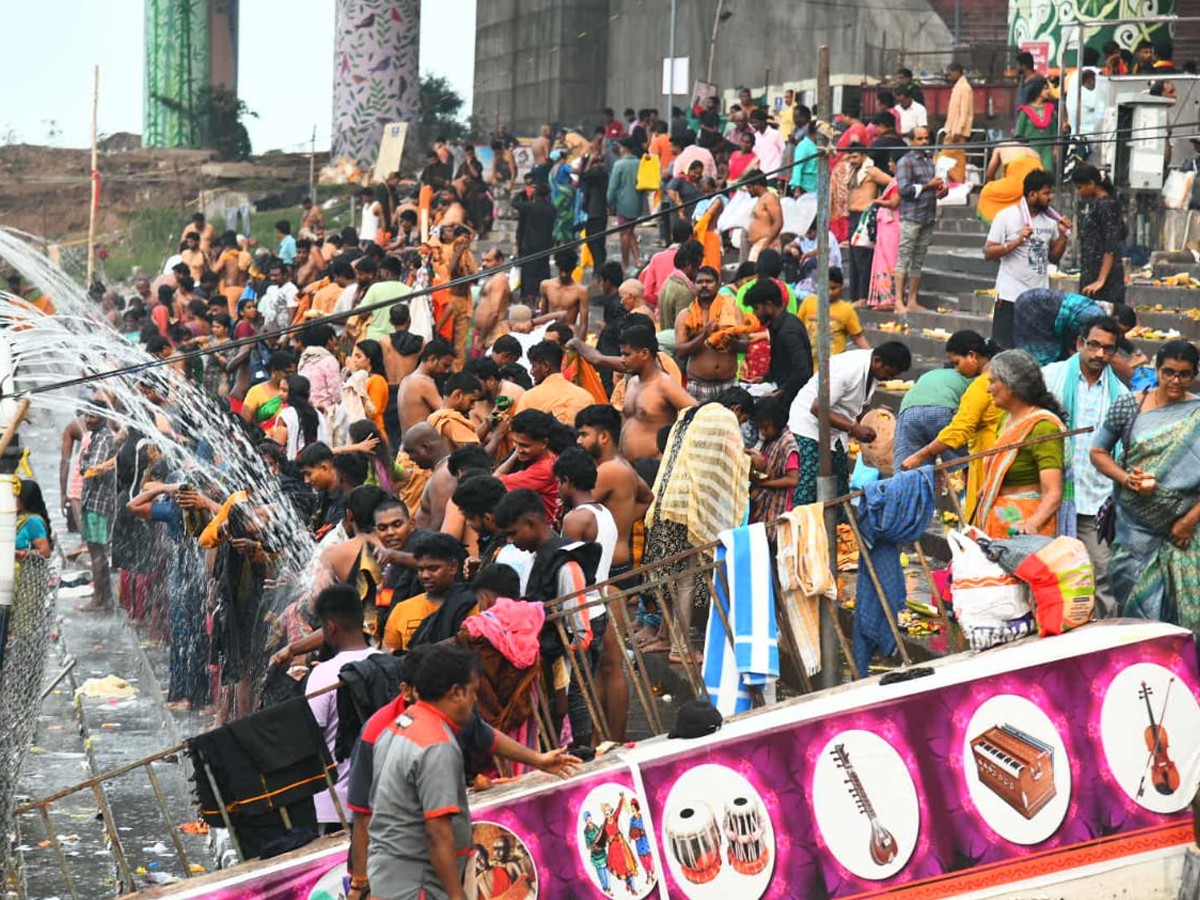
[1091,341,1200,630]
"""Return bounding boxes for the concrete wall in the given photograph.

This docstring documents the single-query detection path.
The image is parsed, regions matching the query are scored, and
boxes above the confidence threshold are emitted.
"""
[474,0,610,136]
[474,0,955,136]
[604,0,956,116]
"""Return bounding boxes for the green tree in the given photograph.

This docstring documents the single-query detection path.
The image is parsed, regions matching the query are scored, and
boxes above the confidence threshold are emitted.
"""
[198,87,256,161]
[150,86,256,160]
[418,75,468,146]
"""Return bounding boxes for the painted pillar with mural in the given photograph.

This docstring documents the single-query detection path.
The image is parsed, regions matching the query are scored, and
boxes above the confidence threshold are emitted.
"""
[1008,0,1175,70]
[331,0,421,167]
[144,0,239,148]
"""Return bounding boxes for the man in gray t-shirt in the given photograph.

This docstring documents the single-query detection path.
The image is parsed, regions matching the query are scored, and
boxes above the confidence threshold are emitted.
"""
[367,646,481,900]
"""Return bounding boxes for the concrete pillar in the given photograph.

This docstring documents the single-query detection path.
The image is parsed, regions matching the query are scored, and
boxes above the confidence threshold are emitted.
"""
[331,0,421,167]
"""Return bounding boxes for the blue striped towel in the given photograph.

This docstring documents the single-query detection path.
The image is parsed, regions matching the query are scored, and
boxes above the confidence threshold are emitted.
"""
[703,523,780,716]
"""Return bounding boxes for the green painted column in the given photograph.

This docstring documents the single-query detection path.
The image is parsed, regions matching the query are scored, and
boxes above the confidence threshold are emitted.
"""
[144,0,212,148]
[331,0,421,166]
[1008,0,1175,66]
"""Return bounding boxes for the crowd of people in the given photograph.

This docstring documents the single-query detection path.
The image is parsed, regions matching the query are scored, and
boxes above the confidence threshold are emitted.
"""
[27,44,1198,900]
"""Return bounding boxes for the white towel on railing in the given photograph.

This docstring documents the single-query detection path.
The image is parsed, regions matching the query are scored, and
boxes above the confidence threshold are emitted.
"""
[703,523,779,716]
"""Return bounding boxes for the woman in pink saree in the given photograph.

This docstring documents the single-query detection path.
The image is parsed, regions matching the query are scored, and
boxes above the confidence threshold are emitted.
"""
[867,156,902,309]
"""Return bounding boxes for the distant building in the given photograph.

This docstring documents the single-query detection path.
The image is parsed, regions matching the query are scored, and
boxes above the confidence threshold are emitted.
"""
[473,0,956,136]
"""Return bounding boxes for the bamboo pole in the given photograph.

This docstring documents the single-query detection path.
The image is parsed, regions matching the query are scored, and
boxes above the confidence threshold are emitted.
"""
[914,541,964,652]
[86,66,99,288]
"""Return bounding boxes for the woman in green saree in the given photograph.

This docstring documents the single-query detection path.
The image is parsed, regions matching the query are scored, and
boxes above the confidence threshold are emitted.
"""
[1091,341,1200,630]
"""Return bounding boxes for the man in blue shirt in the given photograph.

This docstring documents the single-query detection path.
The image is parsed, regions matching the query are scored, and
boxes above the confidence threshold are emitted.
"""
[276,219,297,264]
[893,127,947,314]
[1042,316,1126,617]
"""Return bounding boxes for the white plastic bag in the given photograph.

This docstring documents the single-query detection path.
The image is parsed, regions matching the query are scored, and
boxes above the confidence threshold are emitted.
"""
[1163,169,1194,211]
[717,190,755,233]
[947,528,1031,630]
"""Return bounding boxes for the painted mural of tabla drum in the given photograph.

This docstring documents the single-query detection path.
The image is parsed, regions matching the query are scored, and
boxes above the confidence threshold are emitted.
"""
[666,802,722,884]
[723,795,771,876]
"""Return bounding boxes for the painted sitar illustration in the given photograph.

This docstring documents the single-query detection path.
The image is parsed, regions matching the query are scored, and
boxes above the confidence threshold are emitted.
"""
[832,743,898,865]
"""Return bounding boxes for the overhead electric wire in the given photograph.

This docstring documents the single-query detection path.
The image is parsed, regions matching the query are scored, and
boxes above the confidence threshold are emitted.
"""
[7,117,1193,400]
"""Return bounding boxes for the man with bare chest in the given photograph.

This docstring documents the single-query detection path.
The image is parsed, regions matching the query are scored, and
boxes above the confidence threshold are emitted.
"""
[473,247,513,355]
[674,266,749,401]
[615,326,695,459]
[745,173,783,261]
[292,239,322,288]
[396,338,454,433]
[539,248,589,341]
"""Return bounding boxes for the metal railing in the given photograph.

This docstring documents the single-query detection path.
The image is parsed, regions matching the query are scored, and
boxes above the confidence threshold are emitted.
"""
[9,426,1087,895]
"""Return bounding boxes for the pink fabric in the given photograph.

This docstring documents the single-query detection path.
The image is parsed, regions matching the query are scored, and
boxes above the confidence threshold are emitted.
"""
[462,597,545,668]
[639,246,678,305]
[298,347,343,411]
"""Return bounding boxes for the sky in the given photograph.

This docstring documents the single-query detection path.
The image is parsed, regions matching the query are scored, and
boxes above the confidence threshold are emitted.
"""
[0,0,475,153]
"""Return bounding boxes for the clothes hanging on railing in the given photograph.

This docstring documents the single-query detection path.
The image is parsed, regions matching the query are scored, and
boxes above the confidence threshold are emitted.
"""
[703,523,779,715]
[774,503,837,676]
[852,467,936,673]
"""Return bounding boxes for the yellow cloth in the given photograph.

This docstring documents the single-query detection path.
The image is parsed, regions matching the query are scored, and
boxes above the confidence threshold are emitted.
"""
[513,372,595,426]
[977,156,1043,224]
[395,452,432,518]
[427,409,481,450]
[693,207,723,272]
[935,374,1003,521]
[774,503,837,676]
[199,491,250,550]
[647,404,749,549]
[797,296,863,360]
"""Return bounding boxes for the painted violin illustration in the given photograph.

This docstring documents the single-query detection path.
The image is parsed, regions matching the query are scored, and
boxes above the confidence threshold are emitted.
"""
[1137,680,1180,798]
[832,743,898,866]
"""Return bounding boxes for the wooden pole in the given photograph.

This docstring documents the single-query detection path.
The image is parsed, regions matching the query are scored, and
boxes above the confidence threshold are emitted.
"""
[815,44,840,690]
[842,502,914,668]
[309,125,317,202]
[85,65,99,288]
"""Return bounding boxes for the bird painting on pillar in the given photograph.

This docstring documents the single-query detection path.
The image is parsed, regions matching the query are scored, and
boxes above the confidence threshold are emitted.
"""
[332,0,421,166]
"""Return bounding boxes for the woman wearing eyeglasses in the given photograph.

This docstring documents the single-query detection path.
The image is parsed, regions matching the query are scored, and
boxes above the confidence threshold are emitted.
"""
[1091,340,1200,630]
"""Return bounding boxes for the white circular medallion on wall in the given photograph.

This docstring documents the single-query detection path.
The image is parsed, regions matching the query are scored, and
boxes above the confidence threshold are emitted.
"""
[962,693,1071,845]
[1100,661,1200,814]
[811,728,920,880]
[659,763,775,899]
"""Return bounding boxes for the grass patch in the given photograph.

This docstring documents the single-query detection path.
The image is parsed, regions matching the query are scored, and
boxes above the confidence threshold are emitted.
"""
[101,193,355,282]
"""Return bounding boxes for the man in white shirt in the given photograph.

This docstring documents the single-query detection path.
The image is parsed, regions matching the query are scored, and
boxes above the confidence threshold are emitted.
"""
[789,342,912,503]
[258,260,299,337]
[983,168,1071,347]
[893,86,928,137]
[305,584,379,830]
[1063,67,1107,158]
[1042,316,1126,617]
[750,109,785,183]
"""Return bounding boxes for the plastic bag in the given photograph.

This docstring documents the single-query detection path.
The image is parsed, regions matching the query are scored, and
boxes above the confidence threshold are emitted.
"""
[947,528,1031,640]
[1012,536,1095,635]
[636,154,661,191]
[1163,169,1194,211]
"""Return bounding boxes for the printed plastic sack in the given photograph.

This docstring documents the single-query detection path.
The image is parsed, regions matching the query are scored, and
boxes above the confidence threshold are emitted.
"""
[636,154,662,191]
[947,528,1030,643]
[1012,536,1094,635]
[857,409,895,476]
[964,613,1037,651]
